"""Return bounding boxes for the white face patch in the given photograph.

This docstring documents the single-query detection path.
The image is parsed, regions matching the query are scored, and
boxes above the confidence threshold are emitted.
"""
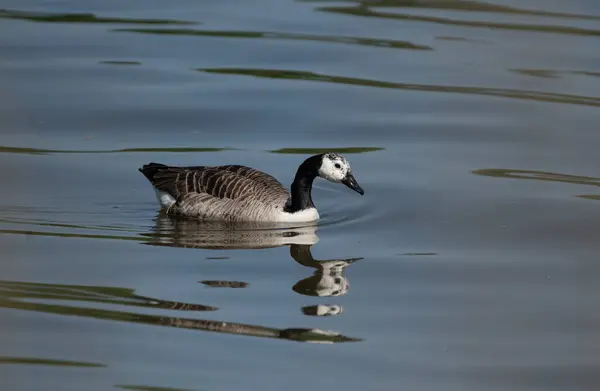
[317,153,350,183]
[314,274,349,297]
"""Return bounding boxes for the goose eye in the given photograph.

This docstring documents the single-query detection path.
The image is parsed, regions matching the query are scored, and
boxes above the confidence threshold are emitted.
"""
[334,163,341,169]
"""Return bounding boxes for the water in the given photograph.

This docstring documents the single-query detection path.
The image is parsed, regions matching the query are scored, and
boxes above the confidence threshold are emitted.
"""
[1,1,600,390]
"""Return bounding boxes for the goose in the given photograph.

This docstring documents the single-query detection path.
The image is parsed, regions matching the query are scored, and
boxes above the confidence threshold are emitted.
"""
[139,152,364,222]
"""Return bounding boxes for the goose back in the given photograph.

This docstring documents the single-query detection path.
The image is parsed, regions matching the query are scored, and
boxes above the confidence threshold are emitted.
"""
[140,163,294,221]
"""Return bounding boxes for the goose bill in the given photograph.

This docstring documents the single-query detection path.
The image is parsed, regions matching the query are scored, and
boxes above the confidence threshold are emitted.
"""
[341,173,364,195]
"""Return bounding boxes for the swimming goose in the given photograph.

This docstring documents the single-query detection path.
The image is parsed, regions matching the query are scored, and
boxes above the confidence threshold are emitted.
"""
[139,152,364,222]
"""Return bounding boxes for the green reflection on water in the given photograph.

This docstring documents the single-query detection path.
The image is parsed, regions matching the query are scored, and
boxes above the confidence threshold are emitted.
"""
[100,61,142,66]
[302,0,600,21]
[0,280,216,312]
[399,252,437,256]
[0,228,144,242]
[113,28,432,51]
[473,169,600,186]
[510,69,600,79]
[0,9,195,25]
[0,217,140,233]
[0,146,229,155]
[200,68,600,107]
[435,35,489,43]
[116,386,195,391]
[578,195,600,200]
[270,147,384,154]
[0,280,360,343]
[510,69,561,79]
[317,6,600,37]
[574,71,600,78]
[2,145,387,156]
[473,168,600,200]
[0,357,106,367]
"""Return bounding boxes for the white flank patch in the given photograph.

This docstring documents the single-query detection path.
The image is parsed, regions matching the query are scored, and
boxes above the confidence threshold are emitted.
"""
[154,189,176,208]
[278,208,320,223]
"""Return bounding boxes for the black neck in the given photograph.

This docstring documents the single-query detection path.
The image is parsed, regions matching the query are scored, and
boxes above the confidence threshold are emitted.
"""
[285,155,321,213]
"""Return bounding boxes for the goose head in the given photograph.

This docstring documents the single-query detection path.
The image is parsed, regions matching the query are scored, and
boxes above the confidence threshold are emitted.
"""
[317,153,364,195]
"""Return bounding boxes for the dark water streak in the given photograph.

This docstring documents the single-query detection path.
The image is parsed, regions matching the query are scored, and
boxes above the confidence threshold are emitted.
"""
[317,6,600,37]
[113,27,432,51]
[0,280,360,344]
[0,9,195,25]
[0,146,383,155]
[200,68,600,107]
[0,357,106,367]
[301,0,600,21]
[0,146,230,155]
[474,168,600,200]
[115,386,196,391]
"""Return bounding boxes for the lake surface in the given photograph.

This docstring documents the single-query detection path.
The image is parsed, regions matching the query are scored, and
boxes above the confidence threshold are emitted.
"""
[1,1,600,390]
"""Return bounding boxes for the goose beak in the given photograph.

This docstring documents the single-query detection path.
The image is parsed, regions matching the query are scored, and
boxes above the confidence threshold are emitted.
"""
[341,173,364,195]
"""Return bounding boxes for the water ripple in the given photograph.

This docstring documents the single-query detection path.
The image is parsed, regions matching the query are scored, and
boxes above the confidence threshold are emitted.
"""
[100,60,142,66]
[200,68,600,107]
[0,9,196,25]
[0,146,231,155]
[269,147,384,154]
[473,168,600,200]
[301,0,600,21]
[0,280,216,312]
[113,28,432,51]
[115,386,195,391]
[0,146,385,156]
[317,6,600,37]
[510,69,600,79]
[0,280,360,343]
[0,356,106,367]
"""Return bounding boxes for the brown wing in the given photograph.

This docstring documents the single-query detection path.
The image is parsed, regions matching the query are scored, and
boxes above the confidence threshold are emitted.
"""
[139,163,289,203]
[219,165,289,190]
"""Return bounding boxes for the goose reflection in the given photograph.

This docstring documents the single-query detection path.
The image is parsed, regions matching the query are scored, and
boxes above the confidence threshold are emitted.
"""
[144,215,362,315]
[145,214,320,249]
[302,304,344,317]
[290,243,361,299]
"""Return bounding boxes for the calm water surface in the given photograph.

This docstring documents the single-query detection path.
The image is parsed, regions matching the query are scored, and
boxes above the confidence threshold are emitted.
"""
[1,1,600,390]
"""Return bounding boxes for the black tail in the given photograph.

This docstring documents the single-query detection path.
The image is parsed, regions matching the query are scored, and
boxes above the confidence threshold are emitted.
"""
[138,162,169,182]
